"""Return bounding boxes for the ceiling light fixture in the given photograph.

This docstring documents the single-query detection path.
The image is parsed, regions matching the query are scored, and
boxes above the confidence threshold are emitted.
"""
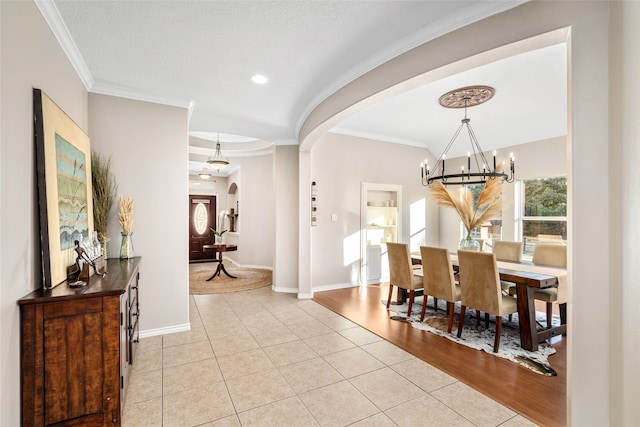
[198,167,212,179]
[421,86,514,186]
[207,133,229,171]
[251,74,268,85]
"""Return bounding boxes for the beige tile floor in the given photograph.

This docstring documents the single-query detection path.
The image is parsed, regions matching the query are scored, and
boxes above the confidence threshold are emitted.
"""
[122,286,538,426]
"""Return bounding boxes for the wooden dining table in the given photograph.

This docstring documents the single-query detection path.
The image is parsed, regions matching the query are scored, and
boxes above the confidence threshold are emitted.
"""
[410,252,567,351]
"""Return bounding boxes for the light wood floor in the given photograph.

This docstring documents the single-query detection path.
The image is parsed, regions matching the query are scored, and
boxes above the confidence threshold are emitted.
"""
[313,284,566,427]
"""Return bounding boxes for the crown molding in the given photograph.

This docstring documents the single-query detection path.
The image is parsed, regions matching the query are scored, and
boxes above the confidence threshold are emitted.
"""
[35,0,94,90]
[330,127,427,149]
[90,83,192,109]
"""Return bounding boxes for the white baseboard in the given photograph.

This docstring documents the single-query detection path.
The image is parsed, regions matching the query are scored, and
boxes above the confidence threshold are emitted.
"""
[225,258,272,271]
[139,323,190,339]
[272,285,298,294]
[273,282,359,298]
[312,282,359,293]
[297,292,314,299]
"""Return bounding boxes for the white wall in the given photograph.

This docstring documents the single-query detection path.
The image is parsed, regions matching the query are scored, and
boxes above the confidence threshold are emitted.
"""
[310,132,438,289]
[0,2,89,425]
[273,145,299,292]
[609,1,640,424]
[88,93,190,336]
[224,153,274,268]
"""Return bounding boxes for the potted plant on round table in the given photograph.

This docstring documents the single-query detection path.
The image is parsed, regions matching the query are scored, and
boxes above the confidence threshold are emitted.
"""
[211,228,227,247]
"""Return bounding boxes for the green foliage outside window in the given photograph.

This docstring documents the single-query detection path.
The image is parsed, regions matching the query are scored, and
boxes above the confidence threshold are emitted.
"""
[524,177,567,217]
[523,177,567,241]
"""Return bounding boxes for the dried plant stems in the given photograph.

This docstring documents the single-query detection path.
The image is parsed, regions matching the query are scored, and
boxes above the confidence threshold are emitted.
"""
[429,175,504,232]
[91,151,117,241]
[118,195,134,234]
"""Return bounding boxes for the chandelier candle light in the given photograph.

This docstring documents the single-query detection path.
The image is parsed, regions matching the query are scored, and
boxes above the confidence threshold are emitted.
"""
[421,86,515,186]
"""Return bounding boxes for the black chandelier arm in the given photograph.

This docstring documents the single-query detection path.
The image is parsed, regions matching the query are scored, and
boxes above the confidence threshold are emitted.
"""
[428,122,465,177]
[465,124,492,172]
[422,171,509,187]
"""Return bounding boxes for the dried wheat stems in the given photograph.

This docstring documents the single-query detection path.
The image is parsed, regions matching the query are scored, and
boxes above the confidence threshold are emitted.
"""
[118,195,134,234]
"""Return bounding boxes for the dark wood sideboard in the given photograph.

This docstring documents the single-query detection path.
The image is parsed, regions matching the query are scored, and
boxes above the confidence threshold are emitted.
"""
[18,257,141,426]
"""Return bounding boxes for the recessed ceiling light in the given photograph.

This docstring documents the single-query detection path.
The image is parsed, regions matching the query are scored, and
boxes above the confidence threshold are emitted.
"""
[251,74,268,85]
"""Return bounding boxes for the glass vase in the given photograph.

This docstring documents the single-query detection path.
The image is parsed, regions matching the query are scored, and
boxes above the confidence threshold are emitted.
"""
[459,230,480,251]
[120,232,134,259]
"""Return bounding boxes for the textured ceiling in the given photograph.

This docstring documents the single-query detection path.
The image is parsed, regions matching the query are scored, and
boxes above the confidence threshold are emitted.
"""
[44,1,566,176]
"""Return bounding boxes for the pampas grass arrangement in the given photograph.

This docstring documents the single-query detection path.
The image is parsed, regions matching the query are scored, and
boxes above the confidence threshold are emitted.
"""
[118,195,134,234]
[429,173,504,232]
[91,151,117,242]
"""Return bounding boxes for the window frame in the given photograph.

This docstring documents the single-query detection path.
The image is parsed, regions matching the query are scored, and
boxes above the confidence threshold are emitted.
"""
[516,177,568,258]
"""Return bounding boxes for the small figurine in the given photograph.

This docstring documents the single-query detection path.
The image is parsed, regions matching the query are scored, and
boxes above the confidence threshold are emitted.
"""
[68,239,106,285]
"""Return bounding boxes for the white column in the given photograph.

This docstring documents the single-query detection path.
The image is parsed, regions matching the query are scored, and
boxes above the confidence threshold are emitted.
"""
[298,150,313,298]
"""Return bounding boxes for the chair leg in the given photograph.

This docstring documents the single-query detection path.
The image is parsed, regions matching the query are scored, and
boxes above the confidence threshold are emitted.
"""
[457,306,467,338]
[386,284,393,309]
[493,316,503,353]
[407,290,414,317]
[559,303,567,325]
[447,302,455,333]
[420,294,428,322]
[475,310,481,327]
[434,297,438,312]
[546,302,553,328]
[484,312,490,329]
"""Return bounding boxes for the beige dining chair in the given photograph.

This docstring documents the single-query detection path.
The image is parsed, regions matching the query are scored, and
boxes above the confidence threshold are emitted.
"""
[457,250,518,352]
[531,243,567,327]
[386,242,423,317]
[492,240,523,262]
[419,246,461,333]
[492,240,524,297]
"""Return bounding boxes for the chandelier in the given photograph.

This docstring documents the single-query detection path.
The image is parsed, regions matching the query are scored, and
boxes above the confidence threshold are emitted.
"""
[198,167,212,179]
[421,86,514,186]
[207,133,229,171]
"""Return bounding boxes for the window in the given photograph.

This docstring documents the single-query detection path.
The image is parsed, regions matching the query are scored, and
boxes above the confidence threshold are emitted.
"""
[519,177,567,257]
[193,202,208,235]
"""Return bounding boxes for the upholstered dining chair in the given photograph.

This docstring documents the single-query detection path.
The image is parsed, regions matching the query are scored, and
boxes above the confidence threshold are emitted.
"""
[386,242,423,317]
[457,250,518,352]
[492,240,524,295]
[531,243,567,327]
[492,240,523,262]
[419,246,461,333]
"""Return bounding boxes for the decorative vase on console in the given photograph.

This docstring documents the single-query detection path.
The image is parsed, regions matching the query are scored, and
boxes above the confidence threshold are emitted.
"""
[120,232,134,259]
[118,195,135,259]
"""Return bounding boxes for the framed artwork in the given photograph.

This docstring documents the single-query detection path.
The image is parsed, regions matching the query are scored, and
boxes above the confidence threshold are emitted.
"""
[34,89,94,289]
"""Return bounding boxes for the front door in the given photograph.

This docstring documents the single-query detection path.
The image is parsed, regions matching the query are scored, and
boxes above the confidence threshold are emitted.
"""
[189,195,216,261]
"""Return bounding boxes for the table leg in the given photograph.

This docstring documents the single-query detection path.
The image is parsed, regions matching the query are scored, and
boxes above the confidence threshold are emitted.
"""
[219,261,237,279]
[515,283,537,351]
[205,261,222,281]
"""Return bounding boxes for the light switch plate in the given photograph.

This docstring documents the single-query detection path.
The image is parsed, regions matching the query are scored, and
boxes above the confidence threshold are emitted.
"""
[331,214,338,221]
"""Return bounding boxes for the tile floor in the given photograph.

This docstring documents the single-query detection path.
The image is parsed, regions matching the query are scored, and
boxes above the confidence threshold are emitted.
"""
[122,287,538,426]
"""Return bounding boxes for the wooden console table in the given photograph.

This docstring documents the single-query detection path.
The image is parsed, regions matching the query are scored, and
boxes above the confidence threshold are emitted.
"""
[18,257,141,426]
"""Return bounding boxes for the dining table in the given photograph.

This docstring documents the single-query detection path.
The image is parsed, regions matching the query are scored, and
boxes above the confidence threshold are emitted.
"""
[410,251,567,351]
